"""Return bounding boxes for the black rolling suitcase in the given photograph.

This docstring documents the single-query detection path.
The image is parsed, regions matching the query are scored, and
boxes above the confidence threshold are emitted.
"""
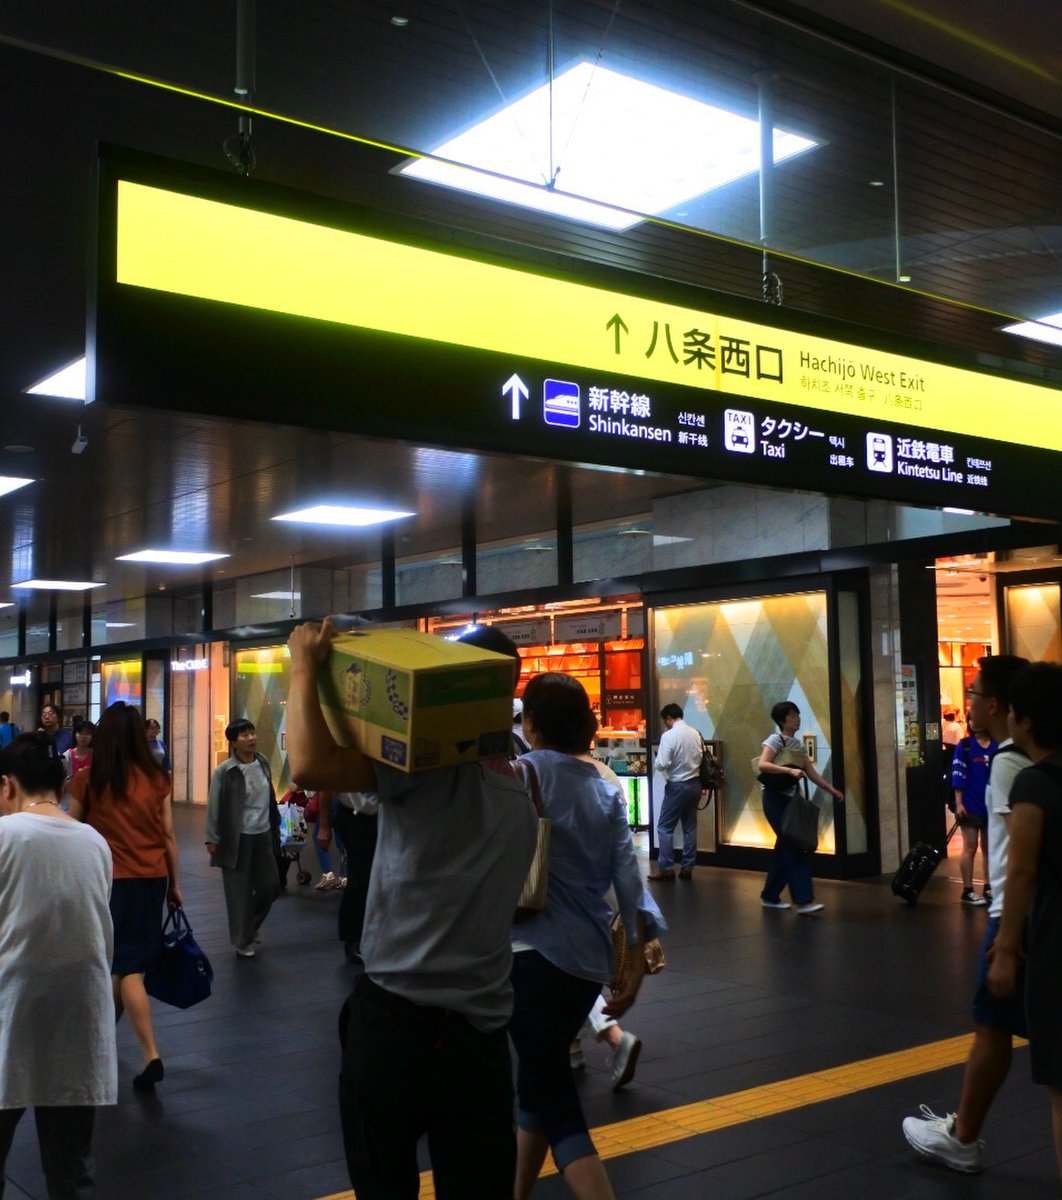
[891,822,959,906]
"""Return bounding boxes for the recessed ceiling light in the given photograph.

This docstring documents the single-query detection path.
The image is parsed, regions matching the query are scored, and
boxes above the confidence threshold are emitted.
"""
[898,274,912,283]
[24,356,87,401]
[0,476,33,498]
[397,61,819,230]
[869,179,886,187]
[1002,311,1062,348]
[390,14,410,25]
[3,445,33,454]
[105,622,135,628]
[272,504,414,527]
[251,591,302,600]
[117,549,230,564]
[653,534,695,546]
[12,579,102,591]
[943,507,976,516]
[0,603,13,610]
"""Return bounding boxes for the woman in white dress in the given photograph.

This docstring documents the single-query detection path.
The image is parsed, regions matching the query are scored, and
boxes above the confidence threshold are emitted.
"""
[0,732,116,1199]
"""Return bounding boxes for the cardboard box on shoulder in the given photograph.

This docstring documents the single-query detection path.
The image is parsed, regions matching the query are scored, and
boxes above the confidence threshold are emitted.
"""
[318,628,514,772]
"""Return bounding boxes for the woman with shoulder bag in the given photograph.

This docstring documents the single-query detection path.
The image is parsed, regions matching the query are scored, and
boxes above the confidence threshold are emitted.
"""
[68,702,179,1091]
[508,672,664,1199]
[758,700,842,915]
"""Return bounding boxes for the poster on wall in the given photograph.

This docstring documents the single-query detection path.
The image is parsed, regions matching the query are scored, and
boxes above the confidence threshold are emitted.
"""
[899,663,921,767]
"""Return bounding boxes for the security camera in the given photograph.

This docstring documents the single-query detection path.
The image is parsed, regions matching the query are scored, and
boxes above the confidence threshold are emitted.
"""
[71,425,88,455]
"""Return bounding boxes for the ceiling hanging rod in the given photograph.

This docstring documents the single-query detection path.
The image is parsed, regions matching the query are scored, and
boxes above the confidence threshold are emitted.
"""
[223,0,257,175]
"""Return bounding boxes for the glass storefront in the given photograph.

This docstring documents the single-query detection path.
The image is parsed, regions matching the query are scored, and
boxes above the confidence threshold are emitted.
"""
[231,644,293,796]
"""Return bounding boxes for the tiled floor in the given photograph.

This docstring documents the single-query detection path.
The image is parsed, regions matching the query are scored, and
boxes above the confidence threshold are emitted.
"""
[4,805,1057,1198]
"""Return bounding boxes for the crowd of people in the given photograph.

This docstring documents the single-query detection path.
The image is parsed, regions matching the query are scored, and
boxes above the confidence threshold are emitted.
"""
[2,638,1062,1198]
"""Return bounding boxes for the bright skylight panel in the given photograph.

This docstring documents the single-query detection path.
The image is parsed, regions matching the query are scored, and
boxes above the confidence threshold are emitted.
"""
[398,62,818,230]
[25,357,87,400]
[272,505,414,527]
[0,477,34,498]
[116,550,230,564]
[1002,311,1062,348]
[12,579,102,591]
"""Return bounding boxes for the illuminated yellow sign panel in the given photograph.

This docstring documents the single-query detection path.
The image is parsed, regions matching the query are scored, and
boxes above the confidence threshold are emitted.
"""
[115,181,1062,451]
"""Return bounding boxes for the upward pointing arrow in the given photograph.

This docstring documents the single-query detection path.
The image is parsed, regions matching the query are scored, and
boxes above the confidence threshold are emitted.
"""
[503,373,529,420]
[606,313,628,354]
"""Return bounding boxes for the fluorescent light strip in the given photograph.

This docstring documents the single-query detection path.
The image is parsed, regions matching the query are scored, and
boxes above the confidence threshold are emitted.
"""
[25,357,88,401]
[272,505,414,527]
[251,591,302,600]
[398,62,818,230]
[117,549,230,564]
[12,579,102,591]
[1002,311,1062,348]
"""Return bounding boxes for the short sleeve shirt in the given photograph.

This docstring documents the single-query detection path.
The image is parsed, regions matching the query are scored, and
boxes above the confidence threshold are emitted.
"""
[69,765,172,878]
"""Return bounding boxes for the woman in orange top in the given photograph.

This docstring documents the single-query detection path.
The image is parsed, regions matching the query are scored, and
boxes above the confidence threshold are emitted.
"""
[68,702,181,1091]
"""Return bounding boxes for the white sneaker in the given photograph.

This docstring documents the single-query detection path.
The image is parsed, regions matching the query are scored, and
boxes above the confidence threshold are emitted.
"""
[797,902,824,915]
[761,898,791,909]
[611,1031,642,1090]
[235,944,256,958]
[315,872,336,891]
[902,1106,983,1173]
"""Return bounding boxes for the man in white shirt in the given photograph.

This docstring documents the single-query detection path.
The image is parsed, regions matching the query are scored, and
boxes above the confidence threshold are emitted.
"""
[903,654,1029,1174]
[649,703,704,882]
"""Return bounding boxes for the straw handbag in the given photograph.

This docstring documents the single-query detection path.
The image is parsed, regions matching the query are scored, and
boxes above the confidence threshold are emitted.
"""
[515,759,551,914]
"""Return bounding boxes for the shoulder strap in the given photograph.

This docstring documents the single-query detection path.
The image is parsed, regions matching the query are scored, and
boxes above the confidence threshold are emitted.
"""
[513,757,544,816]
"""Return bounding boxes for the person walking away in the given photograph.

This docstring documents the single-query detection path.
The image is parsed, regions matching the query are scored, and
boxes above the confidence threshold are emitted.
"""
[318,790,379,963]
[951,721,997,904]
[902,655,1028,1172]
[758,701,843,914]
[648,703,704,881]
[286,618,537,1200]
[508,672,660,1199]
[0,732,116,1199]
[204,719,280,958]
[0,710,20,749]
[66,702,179,1092]
[987,662,1062,1189]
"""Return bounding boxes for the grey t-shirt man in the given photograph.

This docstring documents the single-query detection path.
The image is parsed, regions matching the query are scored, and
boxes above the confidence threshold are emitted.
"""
[361,759,537,1031]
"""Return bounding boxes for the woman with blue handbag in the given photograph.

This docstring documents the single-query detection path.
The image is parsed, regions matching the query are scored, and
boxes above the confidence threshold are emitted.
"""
[68,703,180,1092]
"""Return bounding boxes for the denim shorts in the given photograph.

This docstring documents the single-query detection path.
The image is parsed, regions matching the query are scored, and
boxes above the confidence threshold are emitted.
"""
[972,915,1027,1037]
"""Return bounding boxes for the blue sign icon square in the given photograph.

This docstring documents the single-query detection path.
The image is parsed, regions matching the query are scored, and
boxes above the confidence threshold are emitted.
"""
[544,379,580,428]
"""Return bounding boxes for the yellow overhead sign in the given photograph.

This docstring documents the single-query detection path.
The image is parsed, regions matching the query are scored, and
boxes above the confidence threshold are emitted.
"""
[114,180,1061,450]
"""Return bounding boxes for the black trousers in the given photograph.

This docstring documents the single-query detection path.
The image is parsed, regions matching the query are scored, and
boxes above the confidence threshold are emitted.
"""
[332,807,377,950]
[0,1105,95,1200]
[338,975,515,1200]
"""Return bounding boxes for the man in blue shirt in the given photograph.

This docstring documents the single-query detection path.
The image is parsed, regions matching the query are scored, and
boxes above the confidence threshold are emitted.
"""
[0,712,20,749]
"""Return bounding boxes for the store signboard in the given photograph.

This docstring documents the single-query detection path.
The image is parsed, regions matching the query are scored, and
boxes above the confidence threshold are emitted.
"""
[94,150,1062,519]
[501,619,551,646]
[554,611,622,642]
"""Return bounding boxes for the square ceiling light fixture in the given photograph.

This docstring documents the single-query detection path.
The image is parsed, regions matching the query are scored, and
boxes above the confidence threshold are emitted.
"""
[1002,311,1062,348]
[396,62,818,230]
[24,356,87,401]
[272,505,415,527]
[117,550,230,564]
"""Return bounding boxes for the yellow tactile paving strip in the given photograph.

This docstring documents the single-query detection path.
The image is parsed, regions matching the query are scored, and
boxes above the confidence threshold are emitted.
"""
[317,1032,985,1200]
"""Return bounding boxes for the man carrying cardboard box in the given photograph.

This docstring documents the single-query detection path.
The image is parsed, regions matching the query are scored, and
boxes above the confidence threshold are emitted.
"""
[286,617,537,1200]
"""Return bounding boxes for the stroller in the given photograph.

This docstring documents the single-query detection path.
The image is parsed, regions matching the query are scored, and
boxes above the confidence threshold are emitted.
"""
[276,788,312,888]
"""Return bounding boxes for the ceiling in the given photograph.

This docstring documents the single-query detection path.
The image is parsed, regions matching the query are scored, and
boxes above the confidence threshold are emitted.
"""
[0,0,1059,646]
